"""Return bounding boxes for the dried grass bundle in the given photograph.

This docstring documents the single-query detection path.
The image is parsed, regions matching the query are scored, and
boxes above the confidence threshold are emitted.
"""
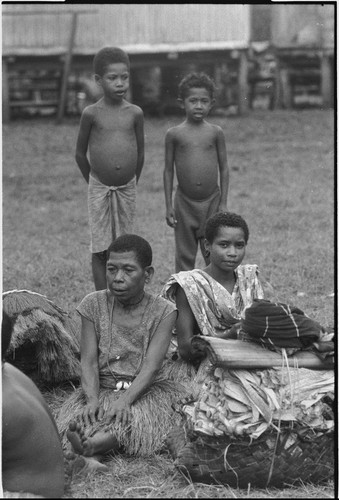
[3,290,81,385]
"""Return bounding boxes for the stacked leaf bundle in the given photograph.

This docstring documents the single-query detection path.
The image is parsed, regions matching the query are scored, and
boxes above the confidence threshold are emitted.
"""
[181,365,334,440]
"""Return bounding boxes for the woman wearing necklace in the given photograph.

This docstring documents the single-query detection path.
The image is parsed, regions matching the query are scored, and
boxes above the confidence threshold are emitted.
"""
[58,234,186,472]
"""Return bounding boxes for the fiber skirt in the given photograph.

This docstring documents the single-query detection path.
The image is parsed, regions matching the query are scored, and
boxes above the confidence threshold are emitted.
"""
[56,374,192,457]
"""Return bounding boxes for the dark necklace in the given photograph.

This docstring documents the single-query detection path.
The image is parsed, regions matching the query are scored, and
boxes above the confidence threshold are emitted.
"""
[120,291,145,308]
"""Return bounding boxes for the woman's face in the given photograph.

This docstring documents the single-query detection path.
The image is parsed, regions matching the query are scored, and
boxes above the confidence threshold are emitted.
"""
[205,226,247,272]
[106,250,148,303]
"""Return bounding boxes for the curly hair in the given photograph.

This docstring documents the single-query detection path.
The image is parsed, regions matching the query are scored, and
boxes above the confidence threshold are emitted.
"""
[178,72,216,100]
[93,46,130,76]
[107,234,152,268]
[205,212,249,243]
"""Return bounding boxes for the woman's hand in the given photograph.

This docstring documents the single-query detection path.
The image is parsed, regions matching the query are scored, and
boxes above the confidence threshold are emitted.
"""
[80,402,104,427]
[104,399,132,427]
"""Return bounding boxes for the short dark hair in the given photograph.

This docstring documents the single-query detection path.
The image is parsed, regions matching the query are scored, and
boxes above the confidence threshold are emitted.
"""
[93,46,130,76]
[107,234,152,268]
[178,72,216,100]
[205,212,249,244]
[2,310,13,359]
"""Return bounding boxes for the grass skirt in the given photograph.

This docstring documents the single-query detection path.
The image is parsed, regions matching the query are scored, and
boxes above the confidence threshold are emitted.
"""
[56,374,191,457]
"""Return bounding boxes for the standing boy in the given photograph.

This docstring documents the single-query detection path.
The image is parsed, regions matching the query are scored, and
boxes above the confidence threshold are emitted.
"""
[75,47,144,290]
[163,72,229,272]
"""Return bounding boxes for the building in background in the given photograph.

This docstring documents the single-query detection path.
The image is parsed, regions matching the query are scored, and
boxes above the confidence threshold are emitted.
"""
[250,3,334,109]
[2,4,251,120]
[2,3,334,121]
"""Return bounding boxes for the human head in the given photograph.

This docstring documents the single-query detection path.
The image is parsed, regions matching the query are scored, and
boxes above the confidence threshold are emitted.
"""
[93,46,130,76]
[2,310,12,360]
[205,212,249,244]
[107,234,152,268]
[178,72,216,100]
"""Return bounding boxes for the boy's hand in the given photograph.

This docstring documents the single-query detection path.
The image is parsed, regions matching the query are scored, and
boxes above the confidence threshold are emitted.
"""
[166,209,177,228]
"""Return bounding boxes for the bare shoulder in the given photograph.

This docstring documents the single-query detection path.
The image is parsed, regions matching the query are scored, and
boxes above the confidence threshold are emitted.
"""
[166,122,186,140]
[2,364,45,428]
[80,101,99,121]
[208,122,224,135]
[124,101,144,117]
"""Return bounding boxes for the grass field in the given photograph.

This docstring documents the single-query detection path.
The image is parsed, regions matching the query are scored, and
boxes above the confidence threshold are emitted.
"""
[2,109,335,498]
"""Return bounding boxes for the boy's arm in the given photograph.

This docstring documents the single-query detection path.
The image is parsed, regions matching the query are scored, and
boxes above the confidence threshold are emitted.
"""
[75,108,93,183]
[164,129,177,228]
[134,108,145,183]
[216,126,229,212]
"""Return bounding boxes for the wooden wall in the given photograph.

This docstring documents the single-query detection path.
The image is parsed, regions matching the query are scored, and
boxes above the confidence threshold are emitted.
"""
[2,4,250,55]
[270,3,334,49]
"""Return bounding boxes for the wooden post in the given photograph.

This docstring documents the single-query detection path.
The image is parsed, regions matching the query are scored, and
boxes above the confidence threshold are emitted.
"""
[279,66,292,109]
[237,50,248,115]
[56,12,77,124]
[320,52,332,108]
[2,58,10,123]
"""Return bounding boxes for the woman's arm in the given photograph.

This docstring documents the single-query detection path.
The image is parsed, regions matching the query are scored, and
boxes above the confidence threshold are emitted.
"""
[105,310,177,426]
[80,316,102,425]
[75,108,93,183]
[134,107,145,183]
[176,287,205,363]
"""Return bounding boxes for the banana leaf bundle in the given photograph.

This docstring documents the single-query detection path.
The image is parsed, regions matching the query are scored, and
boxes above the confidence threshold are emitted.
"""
[181,365,334,440]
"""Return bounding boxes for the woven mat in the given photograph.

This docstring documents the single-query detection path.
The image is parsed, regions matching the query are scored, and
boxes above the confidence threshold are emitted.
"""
[166,424,334,488]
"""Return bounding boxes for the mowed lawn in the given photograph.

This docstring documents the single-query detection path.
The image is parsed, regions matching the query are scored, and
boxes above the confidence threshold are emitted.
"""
[2,109,335,498]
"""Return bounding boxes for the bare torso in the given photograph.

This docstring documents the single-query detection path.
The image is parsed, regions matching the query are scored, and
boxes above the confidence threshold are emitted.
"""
[88,99,139,186]
[2,363,65,498]
[172,121,220,199]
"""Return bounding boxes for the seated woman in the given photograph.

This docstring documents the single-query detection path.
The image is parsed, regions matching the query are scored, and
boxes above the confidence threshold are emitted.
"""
[163,212,274,366]
[57,234,188,471]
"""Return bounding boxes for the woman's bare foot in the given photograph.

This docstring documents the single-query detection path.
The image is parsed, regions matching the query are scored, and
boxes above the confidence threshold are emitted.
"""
[64,450,108,475]
[66,421,87,455]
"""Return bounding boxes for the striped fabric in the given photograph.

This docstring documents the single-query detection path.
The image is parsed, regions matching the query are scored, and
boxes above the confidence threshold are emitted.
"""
[241,299,323,349]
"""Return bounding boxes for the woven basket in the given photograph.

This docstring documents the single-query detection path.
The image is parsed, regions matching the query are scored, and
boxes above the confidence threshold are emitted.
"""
[166,423,334,488]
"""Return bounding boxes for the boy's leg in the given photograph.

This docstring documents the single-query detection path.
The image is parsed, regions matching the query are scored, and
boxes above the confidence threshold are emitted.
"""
[174,191,198,272]
[199,189,221,266]
[199,237,210,266]
[92,251,107,291]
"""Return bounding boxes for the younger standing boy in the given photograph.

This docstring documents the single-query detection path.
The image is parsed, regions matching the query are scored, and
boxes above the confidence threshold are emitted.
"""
[163,72,229,272]
[75,47,144,290]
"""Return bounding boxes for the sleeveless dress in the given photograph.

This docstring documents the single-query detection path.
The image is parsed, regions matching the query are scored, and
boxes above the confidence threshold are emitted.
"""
[56,291,189,456]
